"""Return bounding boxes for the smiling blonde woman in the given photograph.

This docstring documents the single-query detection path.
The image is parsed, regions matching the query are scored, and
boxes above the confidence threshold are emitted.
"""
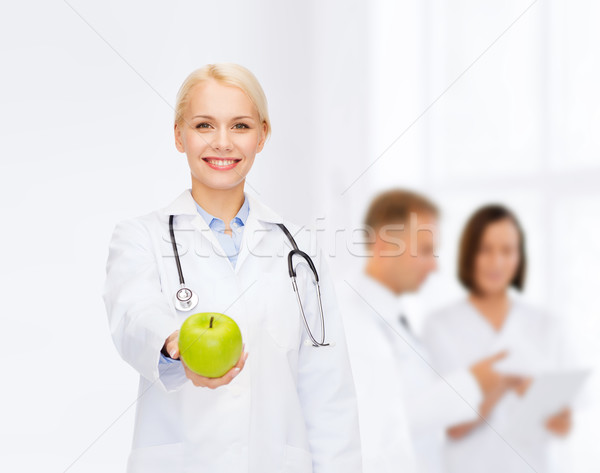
[102,63,362,473]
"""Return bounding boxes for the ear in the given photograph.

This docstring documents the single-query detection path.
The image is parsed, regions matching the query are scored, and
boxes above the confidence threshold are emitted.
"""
[364,229,382,259]
[174,123,185,153]
[371,233,385,257]
[255,121,268,153]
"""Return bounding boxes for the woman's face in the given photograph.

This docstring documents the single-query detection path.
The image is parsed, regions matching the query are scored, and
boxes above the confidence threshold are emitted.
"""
[473,218,521,296]
[174,79,267,191]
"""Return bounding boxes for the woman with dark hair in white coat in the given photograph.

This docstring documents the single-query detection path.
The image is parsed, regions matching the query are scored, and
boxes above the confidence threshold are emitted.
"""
[422,205,573,473]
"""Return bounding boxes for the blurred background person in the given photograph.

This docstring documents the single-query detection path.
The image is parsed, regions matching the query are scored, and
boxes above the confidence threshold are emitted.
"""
[337,190,519,473]
[422,205,575,473]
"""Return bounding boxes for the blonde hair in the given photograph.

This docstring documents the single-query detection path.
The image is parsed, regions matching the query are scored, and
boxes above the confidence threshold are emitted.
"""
[174,63,271,141]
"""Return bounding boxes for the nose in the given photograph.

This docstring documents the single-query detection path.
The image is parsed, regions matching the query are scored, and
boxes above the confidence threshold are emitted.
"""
[212,128,233,154]
[491,252,504,268]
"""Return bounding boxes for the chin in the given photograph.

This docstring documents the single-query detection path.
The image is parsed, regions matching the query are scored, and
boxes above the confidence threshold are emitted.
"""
[211,181,245,190]
[479,285,508,296]
[193,176,245,191]
[404,282,421,293]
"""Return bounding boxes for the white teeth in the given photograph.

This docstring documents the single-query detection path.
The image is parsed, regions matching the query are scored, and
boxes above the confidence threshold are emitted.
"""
[206,159,237,166]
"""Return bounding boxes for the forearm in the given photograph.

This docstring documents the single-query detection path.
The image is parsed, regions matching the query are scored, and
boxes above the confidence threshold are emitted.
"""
[103,219,181,390]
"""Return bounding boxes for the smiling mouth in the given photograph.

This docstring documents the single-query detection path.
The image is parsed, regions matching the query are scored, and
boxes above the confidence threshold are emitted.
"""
[202,157,242,170]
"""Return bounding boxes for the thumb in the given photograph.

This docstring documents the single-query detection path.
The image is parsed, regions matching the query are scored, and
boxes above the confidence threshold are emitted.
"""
[168,342,180,359]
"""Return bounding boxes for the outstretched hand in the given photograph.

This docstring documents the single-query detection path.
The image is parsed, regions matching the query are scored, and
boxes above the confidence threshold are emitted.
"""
[163,330,249,389]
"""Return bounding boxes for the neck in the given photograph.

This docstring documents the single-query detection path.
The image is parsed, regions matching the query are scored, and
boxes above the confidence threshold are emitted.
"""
[469,289,510,330]
[470,289,508,304]
[191,179,245,225]
[365,260,403,296]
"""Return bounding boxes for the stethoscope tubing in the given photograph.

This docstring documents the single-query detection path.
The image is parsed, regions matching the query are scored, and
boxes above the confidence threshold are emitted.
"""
[169,214,185,286]
[168,216,329,346]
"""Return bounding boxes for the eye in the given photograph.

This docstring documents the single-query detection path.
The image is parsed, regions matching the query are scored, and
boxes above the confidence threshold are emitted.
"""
[233,123,250,129]
[195,122,211,129]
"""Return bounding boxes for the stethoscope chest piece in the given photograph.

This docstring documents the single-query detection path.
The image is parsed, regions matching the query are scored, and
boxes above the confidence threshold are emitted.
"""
[174,285,199,312]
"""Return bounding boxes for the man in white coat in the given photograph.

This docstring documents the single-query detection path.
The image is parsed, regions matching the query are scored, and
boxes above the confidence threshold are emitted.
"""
[337,189,513,473]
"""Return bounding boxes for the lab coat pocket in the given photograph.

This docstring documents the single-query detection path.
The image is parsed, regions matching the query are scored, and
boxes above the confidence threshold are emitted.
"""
[126,442,183,473]
[283,444,313,473]
[259,273,301,352]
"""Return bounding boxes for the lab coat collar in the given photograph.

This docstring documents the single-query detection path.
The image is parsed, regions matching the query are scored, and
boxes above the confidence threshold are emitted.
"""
[349,269,406,329]
[160,188,198,217]
[160,188,284,224]
[159,189,226,261]
[159,188,285,273]
[243,190,285,224]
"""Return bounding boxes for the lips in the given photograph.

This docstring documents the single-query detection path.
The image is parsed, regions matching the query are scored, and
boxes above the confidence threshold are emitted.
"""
[202,157,242,170]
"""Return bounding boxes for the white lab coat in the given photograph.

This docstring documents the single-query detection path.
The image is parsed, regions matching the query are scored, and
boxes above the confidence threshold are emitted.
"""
[422,296,570,473]
[102,188,362,473]
[337,271,482,473]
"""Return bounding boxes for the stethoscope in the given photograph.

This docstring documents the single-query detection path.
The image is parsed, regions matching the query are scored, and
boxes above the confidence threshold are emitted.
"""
[168,215,329,347]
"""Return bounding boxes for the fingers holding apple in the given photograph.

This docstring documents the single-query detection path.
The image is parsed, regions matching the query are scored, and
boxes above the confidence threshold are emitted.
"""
[182,347,248,389]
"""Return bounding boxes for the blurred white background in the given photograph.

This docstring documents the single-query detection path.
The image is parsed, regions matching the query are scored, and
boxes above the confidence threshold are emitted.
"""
[0,0,598,471]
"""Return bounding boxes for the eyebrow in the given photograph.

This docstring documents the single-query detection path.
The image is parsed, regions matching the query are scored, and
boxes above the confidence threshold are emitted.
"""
[192,114,255,121]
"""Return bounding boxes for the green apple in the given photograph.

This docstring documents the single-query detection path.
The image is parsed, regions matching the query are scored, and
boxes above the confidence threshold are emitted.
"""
[178,312,243,378]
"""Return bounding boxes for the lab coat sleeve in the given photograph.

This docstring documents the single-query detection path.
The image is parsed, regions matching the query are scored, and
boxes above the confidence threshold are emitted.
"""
[295,249,363,473]
[102,218,186,393]
[158,355,189,392]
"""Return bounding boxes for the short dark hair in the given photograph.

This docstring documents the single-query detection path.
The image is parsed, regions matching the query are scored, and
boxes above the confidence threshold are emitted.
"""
[458,204,526,293]
[364,189,439,232]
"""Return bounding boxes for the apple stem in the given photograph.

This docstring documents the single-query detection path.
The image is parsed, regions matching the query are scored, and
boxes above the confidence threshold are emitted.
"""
[210,316,214,329]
